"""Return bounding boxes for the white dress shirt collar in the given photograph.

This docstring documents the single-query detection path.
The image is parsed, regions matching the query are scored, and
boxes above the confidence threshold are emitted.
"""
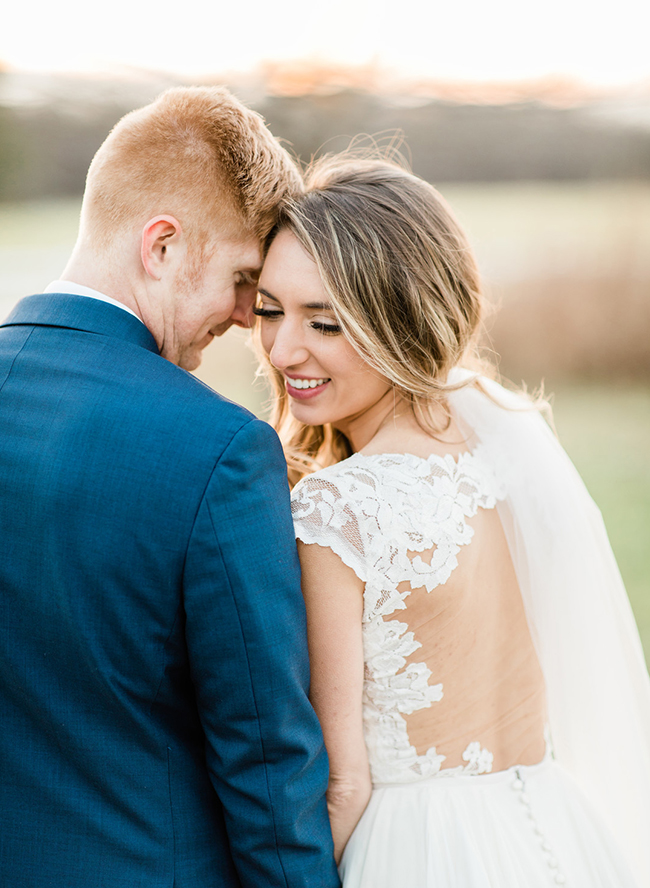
[44,281,143,324]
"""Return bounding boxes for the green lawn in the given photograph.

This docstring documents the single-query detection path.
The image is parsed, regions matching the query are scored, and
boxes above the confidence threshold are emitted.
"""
[0,198,81,246]
[551,384,650,662]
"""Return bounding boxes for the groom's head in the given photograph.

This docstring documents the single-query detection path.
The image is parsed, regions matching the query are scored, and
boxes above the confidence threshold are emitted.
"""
[74,86,301,369]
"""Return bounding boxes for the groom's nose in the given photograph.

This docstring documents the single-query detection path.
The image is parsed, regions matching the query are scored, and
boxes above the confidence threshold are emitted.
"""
[230,281,257,329]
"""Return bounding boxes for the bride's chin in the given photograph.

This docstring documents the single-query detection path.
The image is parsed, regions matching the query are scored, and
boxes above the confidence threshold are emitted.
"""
[289,404,330,426]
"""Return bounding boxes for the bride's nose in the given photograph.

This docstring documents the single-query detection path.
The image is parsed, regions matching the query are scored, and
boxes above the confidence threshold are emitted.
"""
[268,322,310,371]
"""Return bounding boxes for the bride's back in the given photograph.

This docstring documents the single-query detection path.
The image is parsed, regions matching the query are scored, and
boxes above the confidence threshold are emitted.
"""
[400,498,547,773]
[292,417,548,783]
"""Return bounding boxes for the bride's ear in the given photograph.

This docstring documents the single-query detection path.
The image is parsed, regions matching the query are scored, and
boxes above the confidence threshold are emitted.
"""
[141,215,182,280]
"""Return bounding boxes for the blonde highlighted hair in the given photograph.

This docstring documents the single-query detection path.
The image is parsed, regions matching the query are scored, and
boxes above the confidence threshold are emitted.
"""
[256,155,494,485]
[81,86,302,250]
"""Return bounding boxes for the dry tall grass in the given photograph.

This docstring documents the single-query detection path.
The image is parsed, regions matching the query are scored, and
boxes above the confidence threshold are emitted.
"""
[489,271,650,383]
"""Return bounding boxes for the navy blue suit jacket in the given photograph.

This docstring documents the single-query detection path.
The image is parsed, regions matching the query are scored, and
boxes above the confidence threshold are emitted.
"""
[0,294,339,888]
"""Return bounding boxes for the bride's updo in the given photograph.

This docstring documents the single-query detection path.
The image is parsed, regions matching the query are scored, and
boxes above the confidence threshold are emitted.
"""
[258,156,490,481]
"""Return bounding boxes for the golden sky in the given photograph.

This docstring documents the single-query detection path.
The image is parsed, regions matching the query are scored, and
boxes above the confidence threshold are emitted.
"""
[1,0,648,86]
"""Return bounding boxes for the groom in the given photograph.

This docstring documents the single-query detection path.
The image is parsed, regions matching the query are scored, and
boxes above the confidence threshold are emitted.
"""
[0,88,339,888]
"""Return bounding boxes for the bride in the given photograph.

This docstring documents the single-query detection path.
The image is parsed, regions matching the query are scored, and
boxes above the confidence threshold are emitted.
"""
[253,156,650,887]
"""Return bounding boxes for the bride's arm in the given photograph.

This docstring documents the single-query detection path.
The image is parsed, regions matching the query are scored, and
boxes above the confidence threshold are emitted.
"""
[297,539,372,864]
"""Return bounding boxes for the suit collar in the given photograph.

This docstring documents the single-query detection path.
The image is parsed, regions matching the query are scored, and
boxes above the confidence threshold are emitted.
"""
[43,280,143,322]
[0,293,160,355]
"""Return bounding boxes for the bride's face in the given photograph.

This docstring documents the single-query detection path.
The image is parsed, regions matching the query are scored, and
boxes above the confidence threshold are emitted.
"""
[256,229,392,431]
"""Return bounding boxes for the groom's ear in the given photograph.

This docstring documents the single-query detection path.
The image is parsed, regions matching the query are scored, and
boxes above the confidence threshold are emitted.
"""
[141,215,183,280]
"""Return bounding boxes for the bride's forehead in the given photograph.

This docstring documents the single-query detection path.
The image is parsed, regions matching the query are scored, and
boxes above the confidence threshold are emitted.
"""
[265,229,316,268]
[260,234,326,301]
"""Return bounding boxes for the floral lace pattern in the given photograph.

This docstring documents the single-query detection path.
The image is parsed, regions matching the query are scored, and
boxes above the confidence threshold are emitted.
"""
[292,450,505,784]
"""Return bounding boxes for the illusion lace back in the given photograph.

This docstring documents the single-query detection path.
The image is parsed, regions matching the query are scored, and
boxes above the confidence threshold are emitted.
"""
[291,449,548,785]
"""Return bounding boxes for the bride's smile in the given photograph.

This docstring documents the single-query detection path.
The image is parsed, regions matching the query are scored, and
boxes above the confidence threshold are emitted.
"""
[256,228,394,449]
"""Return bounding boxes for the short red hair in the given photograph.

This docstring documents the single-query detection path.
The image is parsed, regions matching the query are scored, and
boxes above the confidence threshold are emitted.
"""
[81,86,302,248]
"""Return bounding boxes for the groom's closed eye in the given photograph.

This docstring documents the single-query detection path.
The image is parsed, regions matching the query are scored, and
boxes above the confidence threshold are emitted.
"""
[236,270,259,286]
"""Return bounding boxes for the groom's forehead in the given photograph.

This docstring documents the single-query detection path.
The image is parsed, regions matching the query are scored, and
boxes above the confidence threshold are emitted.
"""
[204,235,263,272]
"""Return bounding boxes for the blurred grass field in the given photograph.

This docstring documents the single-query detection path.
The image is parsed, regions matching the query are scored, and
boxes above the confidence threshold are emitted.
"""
[1,190,648,663]
[551,386,650,660]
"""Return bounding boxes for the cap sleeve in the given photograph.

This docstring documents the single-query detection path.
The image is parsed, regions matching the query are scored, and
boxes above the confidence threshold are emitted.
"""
[290,469,370,583]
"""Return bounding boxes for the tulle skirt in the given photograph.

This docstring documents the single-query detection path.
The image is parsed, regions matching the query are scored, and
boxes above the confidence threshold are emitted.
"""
[339,759,638,888]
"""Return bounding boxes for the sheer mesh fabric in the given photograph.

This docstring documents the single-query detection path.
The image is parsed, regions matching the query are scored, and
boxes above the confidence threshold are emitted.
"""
[291,450,547,785]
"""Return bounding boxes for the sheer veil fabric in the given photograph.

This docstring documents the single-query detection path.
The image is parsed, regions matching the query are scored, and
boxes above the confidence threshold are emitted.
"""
[449,372,650,885]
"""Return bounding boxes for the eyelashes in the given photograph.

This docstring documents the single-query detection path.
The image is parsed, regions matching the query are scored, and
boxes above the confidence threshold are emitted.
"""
[253,306,341,336]
[252,306,282,319]
[311,321,341,335]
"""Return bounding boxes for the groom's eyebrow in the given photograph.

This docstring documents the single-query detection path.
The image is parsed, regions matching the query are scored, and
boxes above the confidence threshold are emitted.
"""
[238,269,261,284]
[258,288,334,312]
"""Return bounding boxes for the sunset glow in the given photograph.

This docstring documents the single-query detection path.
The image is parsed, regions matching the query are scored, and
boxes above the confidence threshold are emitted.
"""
[2,0,649,87]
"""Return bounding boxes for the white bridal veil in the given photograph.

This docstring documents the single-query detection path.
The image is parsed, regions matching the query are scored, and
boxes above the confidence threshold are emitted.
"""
[449,373,650,886]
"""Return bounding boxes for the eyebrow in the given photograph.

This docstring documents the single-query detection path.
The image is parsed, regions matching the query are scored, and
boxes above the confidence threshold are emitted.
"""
[258,287,334,311]
[238,269,261,283]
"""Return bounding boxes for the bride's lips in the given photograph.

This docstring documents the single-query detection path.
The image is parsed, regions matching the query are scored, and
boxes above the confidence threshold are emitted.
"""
[285,375,331,400]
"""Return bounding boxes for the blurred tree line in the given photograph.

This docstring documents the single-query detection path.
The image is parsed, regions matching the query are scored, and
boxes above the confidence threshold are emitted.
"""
[2,72,650,200]
[1,72,649,384]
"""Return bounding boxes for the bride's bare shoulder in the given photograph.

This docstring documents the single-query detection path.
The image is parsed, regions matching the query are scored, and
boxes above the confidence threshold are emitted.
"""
[361,410,474,461]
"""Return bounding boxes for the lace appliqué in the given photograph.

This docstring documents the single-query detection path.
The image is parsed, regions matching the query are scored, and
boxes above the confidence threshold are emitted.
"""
[292,450,504,784]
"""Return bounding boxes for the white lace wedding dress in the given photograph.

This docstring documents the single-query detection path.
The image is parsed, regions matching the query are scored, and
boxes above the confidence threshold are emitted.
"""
[290,377,650,888]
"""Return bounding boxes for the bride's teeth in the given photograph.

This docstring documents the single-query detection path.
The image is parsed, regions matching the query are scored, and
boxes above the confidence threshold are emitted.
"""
[288,377,328,389]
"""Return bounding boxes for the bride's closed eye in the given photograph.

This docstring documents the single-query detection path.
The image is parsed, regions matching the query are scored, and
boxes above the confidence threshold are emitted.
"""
[252,304,283,320]
[253,300,341,335]
[310,320,341,335]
